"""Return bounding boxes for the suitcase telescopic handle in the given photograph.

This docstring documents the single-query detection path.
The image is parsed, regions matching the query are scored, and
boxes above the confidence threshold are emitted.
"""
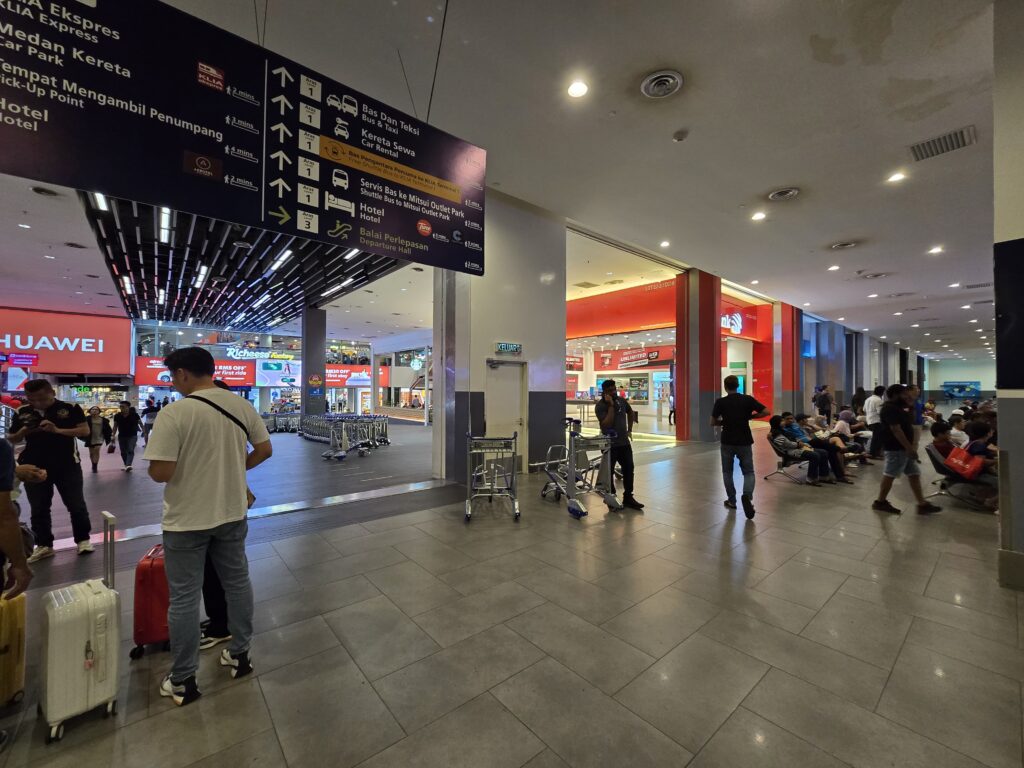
[101,511,116,589]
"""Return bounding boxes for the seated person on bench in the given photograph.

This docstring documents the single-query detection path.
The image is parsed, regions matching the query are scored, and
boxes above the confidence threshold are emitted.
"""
[965,420,999,487]
[769,415,833,486]
[782,413,853,482]
[828,410,872,464]
[930,420,956,459]
[948,415,969,447]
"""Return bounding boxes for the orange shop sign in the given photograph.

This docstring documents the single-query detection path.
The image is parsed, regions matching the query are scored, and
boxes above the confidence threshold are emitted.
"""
[0,308,132,375]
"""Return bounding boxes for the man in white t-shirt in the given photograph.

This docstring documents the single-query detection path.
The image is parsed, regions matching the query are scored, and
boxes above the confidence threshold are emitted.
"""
[145,347,272,706]
[862,385,886,459]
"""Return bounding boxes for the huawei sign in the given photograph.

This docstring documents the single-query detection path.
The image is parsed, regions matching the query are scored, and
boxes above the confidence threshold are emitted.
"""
[0,309,132,374]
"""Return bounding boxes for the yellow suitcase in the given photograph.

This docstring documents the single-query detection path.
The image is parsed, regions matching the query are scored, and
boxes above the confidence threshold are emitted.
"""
[0,593,27,705]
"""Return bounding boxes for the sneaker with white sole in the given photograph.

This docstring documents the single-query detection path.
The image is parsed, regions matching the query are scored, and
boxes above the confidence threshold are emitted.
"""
[219,648,253,678]
[77,541,95,555]
[26,546,55,563]
[158,674,201,706]
[199,629,232,651]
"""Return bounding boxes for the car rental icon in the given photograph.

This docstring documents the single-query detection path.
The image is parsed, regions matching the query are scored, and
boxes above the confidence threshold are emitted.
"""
[334,118,349,140]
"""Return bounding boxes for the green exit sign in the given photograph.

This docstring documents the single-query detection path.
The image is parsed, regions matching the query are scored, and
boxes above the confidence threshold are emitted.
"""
[495,342,522,355]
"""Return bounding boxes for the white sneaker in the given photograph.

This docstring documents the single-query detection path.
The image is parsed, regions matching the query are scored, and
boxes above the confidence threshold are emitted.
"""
[26,546,55,563]
[77,541,95,555]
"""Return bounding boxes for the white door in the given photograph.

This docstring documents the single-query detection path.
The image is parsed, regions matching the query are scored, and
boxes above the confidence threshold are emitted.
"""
[485,363,525,470]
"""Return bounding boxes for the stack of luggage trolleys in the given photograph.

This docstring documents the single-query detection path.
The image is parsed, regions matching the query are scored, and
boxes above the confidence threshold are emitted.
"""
[539,418,623,518]
[465,432,520,522]
[299,414,391,460]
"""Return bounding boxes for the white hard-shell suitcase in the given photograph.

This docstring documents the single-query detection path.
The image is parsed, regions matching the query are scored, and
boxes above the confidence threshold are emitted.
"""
[40,511,120,744]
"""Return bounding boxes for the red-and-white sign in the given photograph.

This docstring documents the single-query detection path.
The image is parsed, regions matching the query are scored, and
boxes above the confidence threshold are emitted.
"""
[0,308,132,375]
[325,365,391,387]
[594,345,675,371]
[134,357,256,387]
[566,355,584,371]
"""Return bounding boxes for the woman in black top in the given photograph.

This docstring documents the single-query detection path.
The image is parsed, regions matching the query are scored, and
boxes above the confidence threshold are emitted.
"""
[83,406,112,473]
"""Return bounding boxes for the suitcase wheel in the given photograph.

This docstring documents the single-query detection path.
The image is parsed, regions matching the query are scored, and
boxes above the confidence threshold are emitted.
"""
[129,645,145,660]
[46,723,64,744]
[105,700,117,718]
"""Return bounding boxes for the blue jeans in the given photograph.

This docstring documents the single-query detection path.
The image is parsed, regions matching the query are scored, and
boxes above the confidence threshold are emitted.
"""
[163,519,253,682]
[721,444,755,502]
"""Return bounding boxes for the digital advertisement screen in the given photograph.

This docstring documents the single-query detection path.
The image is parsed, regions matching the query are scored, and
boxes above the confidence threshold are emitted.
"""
[256,359,302,388]
[134,357,256,387]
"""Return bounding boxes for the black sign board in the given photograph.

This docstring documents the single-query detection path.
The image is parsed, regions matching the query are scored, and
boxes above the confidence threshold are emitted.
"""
[995,238,1022,389]
[0,0,486,274]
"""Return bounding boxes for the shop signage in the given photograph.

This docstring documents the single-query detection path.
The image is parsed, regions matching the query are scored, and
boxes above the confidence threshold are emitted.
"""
[495,342,522,355]
[0,0,486,274]
[409,358,424,371]
[256,359,301,388]
[225,347,295,360]
[308,386,323,397]
[565,355,584,372]
[594,345,675,371]
[324,364,389,387]
[720,312,743,335]
[134,356,255,387]
[7,353,39,367]
[0,309,131,374]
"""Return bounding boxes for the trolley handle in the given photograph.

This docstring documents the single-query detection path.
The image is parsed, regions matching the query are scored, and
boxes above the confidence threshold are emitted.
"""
[100,511,116,590]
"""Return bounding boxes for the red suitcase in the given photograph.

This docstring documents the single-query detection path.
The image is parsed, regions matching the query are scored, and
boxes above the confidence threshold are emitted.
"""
[130,544,169,659]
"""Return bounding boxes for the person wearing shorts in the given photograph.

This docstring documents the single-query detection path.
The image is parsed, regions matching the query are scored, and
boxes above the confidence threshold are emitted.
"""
[872,383,941,515]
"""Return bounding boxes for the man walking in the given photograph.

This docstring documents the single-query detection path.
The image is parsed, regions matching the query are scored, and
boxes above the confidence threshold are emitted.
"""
[111,401,143,471]
[712,375,769,518]
[872,383,941,516]
[863,385,885,459]
[594,379,644,510]
[7,380,93,561]
[145,347,272,706]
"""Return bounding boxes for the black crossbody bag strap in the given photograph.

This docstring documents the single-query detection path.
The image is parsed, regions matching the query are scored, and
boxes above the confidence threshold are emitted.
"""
[187,395,250,442]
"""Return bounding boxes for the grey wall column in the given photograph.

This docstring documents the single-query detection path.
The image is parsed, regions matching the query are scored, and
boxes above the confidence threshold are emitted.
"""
[814,321,846,406]
[300,306,326,419]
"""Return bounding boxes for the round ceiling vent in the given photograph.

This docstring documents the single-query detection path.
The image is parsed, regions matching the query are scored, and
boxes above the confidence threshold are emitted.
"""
[31,186,59,197]
[830,241,859,250]
[671,128,690,143]
[64,242,87,249]
[768,187,800,202]
[857,272,890,280]
[640,70,684,99]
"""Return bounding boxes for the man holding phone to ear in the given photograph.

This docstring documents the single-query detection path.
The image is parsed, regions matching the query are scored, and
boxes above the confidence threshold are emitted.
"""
[594,379,644,510]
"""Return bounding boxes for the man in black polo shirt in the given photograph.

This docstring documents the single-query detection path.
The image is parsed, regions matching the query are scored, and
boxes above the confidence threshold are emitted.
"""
[7,380,93,561]
[712,375,769,519]
[872,383,941,516]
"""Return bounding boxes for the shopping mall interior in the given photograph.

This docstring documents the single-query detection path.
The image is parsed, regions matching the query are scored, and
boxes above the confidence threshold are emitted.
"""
[0,0,1022,766]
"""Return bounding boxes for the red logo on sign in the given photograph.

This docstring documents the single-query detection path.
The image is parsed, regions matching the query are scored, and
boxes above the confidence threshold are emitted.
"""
[416,219,432,237]
[197,62,225,92]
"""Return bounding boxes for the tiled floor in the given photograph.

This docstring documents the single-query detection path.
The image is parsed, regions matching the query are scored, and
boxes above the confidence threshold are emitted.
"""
[2,441,1018,768]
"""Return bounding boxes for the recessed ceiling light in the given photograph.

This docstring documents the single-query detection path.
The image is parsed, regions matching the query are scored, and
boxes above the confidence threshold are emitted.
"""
[827,265,840,271]
[980,335,987,339]
[968,319,978,323]
[751,211,766,221]
[750,280,759,285]
[861,328,869,332]
[893,311,903,316]
[867,294,878,299]
[924,332,931,336]
[948,282,960,288]
[837,317,845,321]
[887,172,906,183]
[928,246,944,254]
[43,254,55,260]
[880,335,887,339]
[960,305,970,310]
[17,223,30,229]
[943,344,949,348]
[606,272,613,276]
[911,323,919,328]
[659,240,670,248]
[567,80,589,98]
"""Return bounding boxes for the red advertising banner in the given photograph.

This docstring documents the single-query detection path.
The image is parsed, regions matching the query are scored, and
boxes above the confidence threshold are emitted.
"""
[566,355,584,371]
[0,308,132,374]
[594,345,675,371]
[134,357,256,387]
[566,374,579,397]
[325,365,391,387]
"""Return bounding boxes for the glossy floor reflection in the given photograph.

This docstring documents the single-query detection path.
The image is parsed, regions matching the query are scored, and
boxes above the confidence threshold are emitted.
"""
[1,440,1016,768]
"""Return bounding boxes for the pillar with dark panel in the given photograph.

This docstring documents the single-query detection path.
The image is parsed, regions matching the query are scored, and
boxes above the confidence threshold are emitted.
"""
[773,303,803,417]
[994,0,1022,588]
[675,269,721,442]
[300,306,327,419]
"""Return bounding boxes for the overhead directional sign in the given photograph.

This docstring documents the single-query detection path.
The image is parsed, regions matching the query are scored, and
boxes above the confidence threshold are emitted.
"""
[0,0,487,275]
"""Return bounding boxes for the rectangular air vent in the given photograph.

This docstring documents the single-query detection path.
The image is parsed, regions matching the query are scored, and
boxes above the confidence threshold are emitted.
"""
[964,282,993,290]
[974,299,995,304]
[909,125,977,162]
[573,281,599,289]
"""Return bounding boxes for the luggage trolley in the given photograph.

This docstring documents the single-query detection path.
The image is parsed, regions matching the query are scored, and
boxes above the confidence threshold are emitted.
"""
[540,419,622,518]
[465,432,520,522]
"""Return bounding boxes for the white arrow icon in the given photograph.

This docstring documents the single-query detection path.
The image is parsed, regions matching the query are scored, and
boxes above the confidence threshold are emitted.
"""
[270,123,293,142]
[270,151,292,171]
[271,66,294,88]
[271,94,293,115]
[269,178,292,198]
